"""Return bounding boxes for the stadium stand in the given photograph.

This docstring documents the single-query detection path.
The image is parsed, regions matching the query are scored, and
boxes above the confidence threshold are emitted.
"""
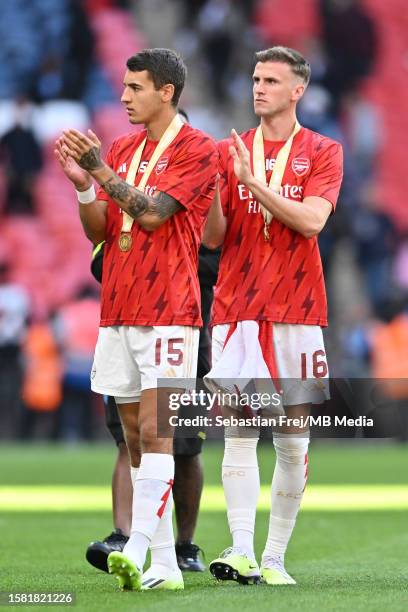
[0,0,406,439]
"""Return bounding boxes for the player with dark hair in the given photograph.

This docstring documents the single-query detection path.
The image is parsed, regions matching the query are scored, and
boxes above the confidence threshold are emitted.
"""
[126,49,186,108]
[203,46,343,586]
[55,48,217,591]
[85,230,219,574]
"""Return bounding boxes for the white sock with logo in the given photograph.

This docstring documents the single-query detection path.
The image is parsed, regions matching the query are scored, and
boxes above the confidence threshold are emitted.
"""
[222,435,260,560]
[123,453,174,571]
[262,433,310,564]
[149,491,179,572]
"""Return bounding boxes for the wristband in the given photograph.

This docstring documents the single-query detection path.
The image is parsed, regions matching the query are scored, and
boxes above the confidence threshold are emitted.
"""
[76,184,96,204]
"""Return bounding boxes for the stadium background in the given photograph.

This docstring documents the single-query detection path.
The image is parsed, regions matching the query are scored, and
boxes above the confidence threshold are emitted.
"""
[0,1,407,610]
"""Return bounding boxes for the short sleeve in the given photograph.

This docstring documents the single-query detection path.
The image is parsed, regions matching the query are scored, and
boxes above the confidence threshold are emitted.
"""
[302,141,343,211]
[155,137,218,210]
[217,140,230,216]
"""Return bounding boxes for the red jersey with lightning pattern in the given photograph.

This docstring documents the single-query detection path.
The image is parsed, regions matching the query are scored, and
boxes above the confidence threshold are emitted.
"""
[212,127,343,327]
[96,124,217,327]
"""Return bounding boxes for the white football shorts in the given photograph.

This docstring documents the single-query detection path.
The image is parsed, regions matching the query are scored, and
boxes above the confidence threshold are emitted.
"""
[91,325,199,401]
[212,322,329,406]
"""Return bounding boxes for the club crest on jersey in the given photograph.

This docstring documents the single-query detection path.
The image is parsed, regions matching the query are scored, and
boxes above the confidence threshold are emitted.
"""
[156,157,169,174]
[291,157,310,177]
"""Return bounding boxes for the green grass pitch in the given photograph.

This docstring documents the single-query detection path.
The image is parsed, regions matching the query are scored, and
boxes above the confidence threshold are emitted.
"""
[1,442,408,611]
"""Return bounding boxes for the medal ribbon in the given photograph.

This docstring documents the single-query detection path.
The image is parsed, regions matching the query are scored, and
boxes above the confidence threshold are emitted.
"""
[252,119,301,227]
[120,114,184,233]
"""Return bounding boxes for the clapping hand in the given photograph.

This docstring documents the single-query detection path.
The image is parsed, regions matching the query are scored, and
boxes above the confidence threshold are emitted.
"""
[228,129,253,185]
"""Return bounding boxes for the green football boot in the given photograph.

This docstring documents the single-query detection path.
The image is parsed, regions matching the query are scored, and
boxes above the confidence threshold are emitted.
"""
[107,551,142,591]
[141,565,184,590]
[209,547,260,585]
[261,556,296,585]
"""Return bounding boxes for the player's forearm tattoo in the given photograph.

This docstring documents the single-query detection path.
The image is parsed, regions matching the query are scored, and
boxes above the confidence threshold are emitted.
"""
[102,174,182,220]
[79,147,103,171]
[144,191,182,219]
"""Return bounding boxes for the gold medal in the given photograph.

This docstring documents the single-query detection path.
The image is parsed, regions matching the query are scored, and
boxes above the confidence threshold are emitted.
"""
[118,233,133,252]
[119,114,184,243]
[253,120,301,245]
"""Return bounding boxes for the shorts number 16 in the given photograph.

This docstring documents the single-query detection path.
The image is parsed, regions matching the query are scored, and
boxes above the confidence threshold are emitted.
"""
[300,350,328,379]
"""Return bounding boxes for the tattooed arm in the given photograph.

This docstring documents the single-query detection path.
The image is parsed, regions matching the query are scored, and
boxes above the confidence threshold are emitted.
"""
[94,167,182,231]
[61,128,182,231]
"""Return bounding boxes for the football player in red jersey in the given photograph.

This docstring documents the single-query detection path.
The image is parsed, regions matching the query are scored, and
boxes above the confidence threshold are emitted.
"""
[55,48,217,591]
[203,46,343,585]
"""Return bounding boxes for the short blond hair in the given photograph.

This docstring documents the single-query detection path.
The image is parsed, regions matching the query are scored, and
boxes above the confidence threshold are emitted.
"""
[255,46,311,86]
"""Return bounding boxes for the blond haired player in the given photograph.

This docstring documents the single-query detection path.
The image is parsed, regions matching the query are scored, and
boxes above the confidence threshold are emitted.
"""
[203,46,343,585]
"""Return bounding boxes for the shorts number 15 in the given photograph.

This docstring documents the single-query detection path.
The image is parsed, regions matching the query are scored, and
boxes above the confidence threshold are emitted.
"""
[155,338,184,366]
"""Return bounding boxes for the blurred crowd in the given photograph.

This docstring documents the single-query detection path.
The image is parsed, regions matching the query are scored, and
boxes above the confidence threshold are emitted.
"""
[0,0,407,441]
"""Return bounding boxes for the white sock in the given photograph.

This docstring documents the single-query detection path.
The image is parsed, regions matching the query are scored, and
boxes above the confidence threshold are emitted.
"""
[222,436,260,559]
[123,453,174,570]
[149,491,179,571]
[127,465,178,572]
[262,433,310,563]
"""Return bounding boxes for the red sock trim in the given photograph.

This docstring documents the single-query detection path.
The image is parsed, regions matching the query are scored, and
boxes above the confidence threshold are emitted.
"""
[157,479,174,518]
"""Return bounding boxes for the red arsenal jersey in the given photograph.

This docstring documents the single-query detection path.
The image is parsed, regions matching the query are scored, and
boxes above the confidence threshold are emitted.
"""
[212,127,343,327]
[96,123,217,327]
